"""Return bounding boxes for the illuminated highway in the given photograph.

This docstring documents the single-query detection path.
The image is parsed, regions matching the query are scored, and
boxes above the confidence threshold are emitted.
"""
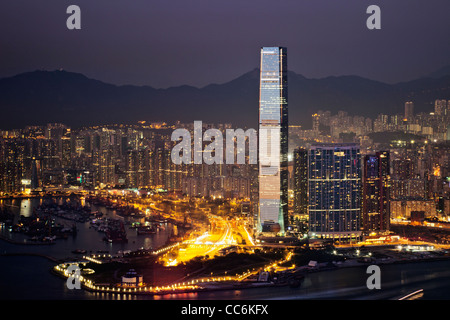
[163,214,237,266]
[103,194,256,267]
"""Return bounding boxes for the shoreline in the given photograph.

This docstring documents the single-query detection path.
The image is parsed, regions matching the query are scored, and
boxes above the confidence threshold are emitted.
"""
[2,245,450,298]
[0,233,56,246]
[49,253,450,297]
[0,252,61,263]
[0,231,450,295]
[3,229,450,298]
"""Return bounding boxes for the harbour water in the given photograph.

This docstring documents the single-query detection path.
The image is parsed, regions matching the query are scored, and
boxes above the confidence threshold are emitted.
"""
[0,197,174,260]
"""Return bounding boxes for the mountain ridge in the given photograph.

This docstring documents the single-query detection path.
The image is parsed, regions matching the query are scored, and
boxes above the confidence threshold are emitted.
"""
[0,67,449,130]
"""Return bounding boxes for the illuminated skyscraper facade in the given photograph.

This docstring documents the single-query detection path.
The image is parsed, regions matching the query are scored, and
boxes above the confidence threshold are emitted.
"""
[293,147,308,216]
[404,101,414,122]
[308,143,362,241]
[258,47,288,235]
[363,151,390,232]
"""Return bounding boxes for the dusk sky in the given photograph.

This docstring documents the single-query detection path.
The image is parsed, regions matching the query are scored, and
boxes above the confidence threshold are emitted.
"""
[1,0,450,88]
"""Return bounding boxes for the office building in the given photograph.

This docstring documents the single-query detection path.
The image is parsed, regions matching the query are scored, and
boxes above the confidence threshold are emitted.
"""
[258,46,289,235]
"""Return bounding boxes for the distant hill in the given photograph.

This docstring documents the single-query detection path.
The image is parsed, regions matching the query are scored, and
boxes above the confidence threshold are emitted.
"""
[0,68,449,130]
[426,65,450,79]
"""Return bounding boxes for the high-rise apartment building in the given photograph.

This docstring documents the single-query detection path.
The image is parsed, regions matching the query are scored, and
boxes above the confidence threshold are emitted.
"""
[363,151,390,232]
[404,101,414,122]
[435,99,448,116]
[308,143,362,241]
[293,147,308,217]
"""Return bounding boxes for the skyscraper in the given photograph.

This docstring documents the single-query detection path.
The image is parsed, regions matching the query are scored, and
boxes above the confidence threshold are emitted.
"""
[293,147,308,217]
[434,99,448,116]
[363,151,390,233]
[258,47,288,235]
[308,143,362,242]
[404,101,414,122]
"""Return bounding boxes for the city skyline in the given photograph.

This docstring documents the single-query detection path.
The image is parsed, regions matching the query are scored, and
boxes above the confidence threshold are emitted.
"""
[0,80,449,303]
[1,1,450,304]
